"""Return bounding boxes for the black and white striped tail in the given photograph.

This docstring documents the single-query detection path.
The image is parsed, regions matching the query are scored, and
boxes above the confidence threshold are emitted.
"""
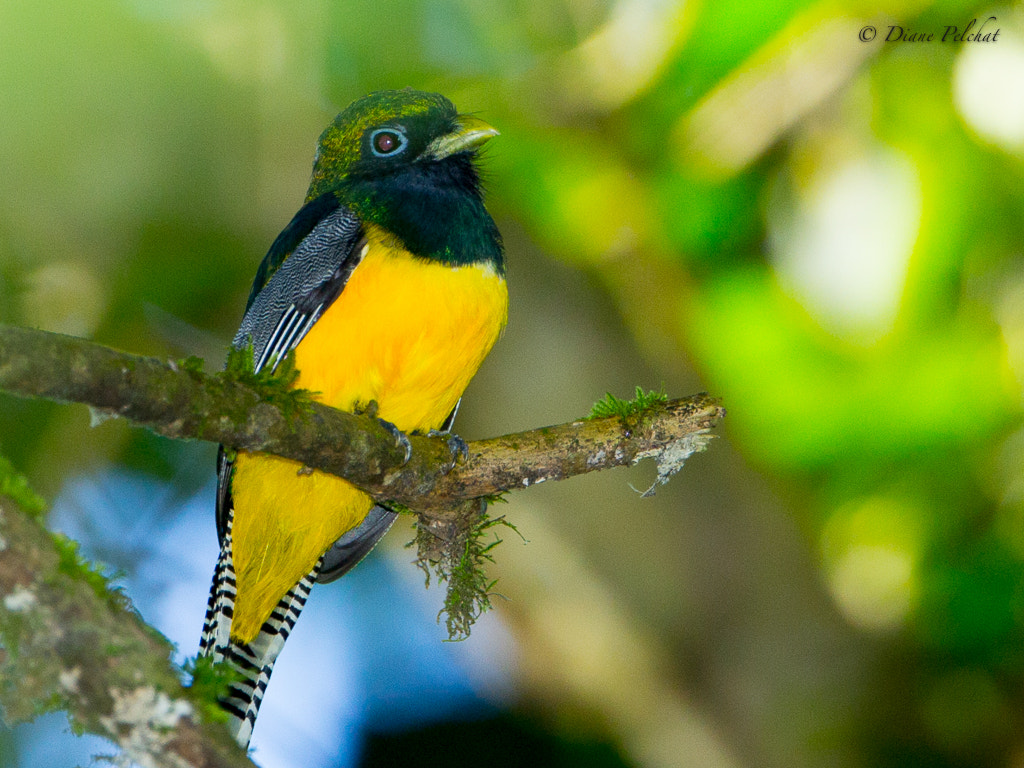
[198,516,320,747]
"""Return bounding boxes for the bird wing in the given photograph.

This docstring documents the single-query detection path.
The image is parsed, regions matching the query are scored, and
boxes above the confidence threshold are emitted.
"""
[316,503,400,583]
[216,193,371,542]
[234,193,364,375]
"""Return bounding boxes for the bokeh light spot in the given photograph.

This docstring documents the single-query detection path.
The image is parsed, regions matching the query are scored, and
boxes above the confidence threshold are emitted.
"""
[821,496,925,631]
[22,261,106,337]
[770,149,920,341]
[954,29,1024,151]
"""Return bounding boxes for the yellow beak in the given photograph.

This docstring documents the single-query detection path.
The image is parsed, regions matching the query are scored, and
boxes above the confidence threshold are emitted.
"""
[423,115,499,160]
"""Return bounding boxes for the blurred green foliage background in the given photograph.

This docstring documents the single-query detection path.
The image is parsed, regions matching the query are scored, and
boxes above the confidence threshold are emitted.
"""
[2,0,1024,766]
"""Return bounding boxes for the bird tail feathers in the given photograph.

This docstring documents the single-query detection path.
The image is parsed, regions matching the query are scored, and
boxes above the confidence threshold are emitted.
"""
[198,516,320,748]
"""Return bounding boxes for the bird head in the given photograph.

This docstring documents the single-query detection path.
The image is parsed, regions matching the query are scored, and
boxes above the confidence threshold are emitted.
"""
[307,89,498,202]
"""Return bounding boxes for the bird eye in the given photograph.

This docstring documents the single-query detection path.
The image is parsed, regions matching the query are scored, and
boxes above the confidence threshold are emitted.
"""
[370,128,407,157]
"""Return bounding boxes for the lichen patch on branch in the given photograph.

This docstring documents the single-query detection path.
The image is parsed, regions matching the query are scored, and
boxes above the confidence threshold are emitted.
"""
[98,687,194,768]
[2,584,37,612]
[634,430,717,497]
[59,666,83,696]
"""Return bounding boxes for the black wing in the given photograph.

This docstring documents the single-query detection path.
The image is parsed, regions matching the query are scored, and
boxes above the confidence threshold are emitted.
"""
[316,504,400,583]
[233,194,364,375]
[244,192,344,312]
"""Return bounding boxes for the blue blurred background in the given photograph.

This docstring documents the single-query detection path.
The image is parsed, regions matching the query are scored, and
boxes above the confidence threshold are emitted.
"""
[2,0,1024,766]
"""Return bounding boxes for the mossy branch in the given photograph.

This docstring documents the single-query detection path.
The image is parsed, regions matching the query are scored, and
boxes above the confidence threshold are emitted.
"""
[0,322,724,641]
[0,323,725,510]
[0,477,256,768]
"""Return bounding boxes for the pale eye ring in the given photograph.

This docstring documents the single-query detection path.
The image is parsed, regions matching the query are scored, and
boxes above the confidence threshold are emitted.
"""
[370,128,408,157]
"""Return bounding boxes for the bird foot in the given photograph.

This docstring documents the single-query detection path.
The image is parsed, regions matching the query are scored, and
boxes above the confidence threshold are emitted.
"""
[428,428,469,473]
[378,418,412,464]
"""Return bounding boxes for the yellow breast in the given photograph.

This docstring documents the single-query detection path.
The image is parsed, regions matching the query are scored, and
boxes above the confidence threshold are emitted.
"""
[293,227,508,428]
[229,228,507,642]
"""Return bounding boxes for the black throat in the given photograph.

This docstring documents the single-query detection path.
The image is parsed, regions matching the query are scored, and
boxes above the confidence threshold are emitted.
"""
[339,154,504,273]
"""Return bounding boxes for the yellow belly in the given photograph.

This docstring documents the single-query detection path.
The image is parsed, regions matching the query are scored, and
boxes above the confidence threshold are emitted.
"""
[229,228,507,642]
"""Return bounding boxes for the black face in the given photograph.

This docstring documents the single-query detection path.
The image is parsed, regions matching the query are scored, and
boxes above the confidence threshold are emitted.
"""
[349,111,458,179]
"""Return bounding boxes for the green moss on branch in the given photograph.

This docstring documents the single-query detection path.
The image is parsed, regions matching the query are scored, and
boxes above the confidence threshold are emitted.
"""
[0,478,253,767]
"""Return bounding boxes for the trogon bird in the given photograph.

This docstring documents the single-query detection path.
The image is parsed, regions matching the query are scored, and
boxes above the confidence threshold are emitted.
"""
[198,89,507,747]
